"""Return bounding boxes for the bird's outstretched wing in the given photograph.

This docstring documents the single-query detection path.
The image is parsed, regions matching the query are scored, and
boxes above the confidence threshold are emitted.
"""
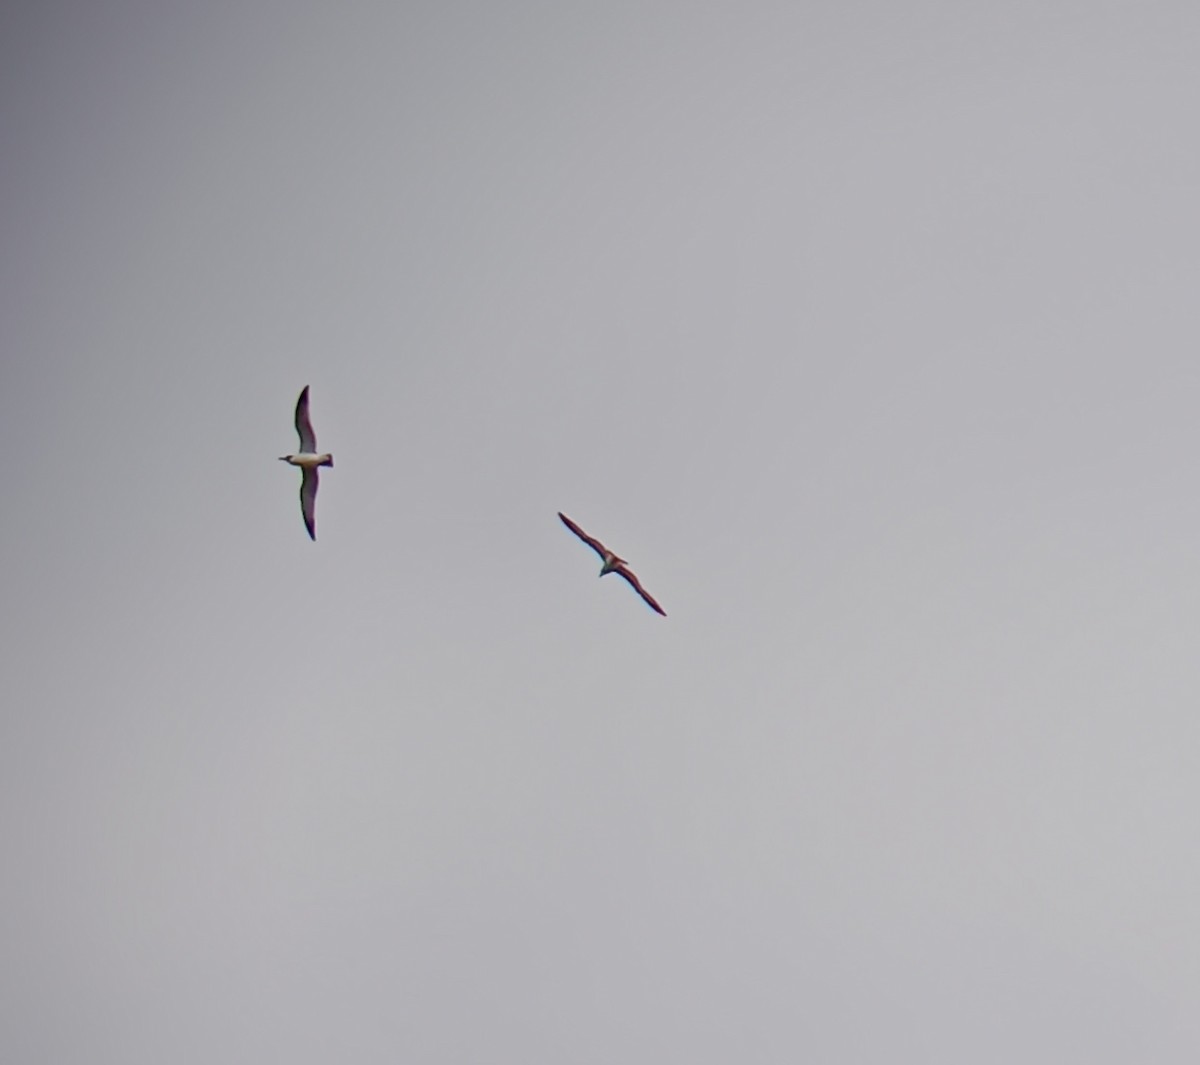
[558,512,609,560]
[295,386,318,453]
[614,564,667,616]
[300,467,319,540]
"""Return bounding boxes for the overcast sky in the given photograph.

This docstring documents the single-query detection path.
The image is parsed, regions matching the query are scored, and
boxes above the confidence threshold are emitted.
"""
[3,1,1200,1061]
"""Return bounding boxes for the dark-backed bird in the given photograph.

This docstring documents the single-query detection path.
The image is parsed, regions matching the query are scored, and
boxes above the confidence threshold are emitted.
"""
[558,511,666,616]
[278,386,333,540]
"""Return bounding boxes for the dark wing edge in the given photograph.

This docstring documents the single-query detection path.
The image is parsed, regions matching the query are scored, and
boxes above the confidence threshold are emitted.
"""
[300,467,319,540]
[294,385,317,452]
[558,512,608,559]
[614,565,667,616]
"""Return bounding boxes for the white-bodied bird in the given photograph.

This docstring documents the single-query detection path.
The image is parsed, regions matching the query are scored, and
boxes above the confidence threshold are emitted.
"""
[278,386,333,540]
[558,512,667,616]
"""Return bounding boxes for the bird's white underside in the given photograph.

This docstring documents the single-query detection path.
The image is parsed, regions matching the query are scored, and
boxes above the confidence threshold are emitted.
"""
[284,453,332,469]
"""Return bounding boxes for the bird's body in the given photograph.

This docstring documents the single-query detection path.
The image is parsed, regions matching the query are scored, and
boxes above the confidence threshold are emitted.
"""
[280,452,334,470]
[279,386,332,540]
[558,511,667,616]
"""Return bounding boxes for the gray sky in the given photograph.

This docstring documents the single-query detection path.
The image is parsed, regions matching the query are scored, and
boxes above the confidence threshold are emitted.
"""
[3,1,1199,1060]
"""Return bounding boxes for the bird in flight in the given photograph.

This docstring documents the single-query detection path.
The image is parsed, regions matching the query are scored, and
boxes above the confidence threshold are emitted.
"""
[278,386,333,540]
[558,512,666,616]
